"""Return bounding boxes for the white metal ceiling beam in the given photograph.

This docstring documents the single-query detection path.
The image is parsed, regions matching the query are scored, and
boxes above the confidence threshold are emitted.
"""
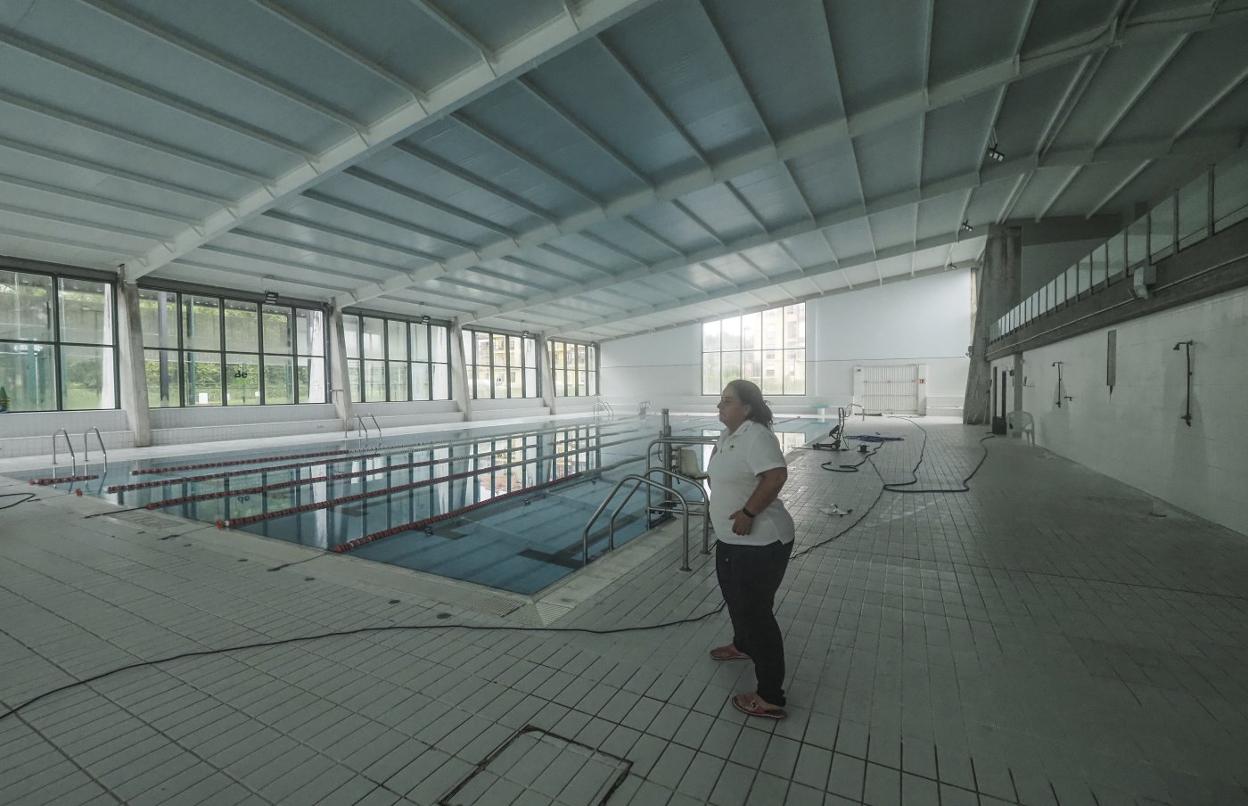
[261,209,443,263]
[122,0,660,279]
[341,166,516,238]
[464,131,1241,323]
[0,200,165,241]
[0,88,272,184]
[552,231,977,332]
[169,258,350,293]
[196,244,367,280]
[299,190,474,251]
[450,115,603,206]
[391,142,558,225]
[0,133,231,205]
[0,225,134,257]
[338,5,1248,306]
[407,0,497,75]
[0,170,199,226]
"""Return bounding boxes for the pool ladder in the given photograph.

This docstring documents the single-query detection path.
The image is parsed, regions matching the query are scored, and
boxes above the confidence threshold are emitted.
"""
[593,396,614,420]
[50,427,108,478]
[346,414,381,442]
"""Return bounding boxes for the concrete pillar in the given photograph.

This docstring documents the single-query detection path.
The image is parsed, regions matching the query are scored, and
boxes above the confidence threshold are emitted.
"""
[116,281,151,446]
[449,319,473,421]
[964,225,1021,424]
[536,332,557,416]
[327,307,353,424]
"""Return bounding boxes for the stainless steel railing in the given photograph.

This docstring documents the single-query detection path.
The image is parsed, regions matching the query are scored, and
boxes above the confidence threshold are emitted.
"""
[52,429,76,477]
[83,426,108,475]
[583,475,694,571]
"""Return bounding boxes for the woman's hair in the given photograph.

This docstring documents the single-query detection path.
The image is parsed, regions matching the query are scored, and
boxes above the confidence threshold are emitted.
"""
[726,379,774,427]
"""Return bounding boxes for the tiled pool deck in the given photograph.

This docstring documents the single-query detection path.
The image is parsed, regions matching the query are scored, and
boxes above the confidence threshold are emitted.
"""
[2,420,1246,805]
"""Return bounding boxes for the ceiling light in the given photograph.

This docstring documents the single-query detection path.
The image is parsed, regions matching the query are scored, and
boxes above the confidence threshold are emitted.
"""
[263,290,278,304]
[960,220,974,233]
[987,145,1005,163]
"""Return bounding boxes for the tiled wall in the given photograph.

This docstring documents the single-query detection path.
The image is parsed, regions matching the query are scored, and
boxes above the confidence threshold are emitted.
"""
[994,286,1248,536]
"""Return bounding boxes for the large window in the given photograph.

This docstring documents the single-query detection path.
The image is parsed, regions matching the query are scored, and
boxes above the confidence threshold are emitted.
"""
[343,312,450,402]
[139,288,326,407]
[0,269,116,412]
[547,339,597,397]
[702,303,805,396]
[462,328,538,399]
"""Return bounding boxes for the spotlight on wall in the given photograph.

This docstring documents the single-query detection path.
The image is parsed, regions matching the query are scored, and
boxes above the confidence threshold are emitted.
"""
[421,315,430,325]
[986,145,1005,163]
[522,330,531,338]
[960,220,974,233]
[263,290,278,304]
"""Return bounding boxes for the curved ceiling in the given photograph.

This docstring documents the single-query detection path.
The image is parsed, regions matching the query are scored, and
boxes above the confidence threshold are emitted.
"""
[1,0,1246,340]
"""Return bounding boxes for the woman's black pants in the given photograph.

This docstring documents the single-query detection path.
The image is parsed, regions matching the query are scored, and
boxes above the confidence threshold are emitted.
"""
[716,539,793,706]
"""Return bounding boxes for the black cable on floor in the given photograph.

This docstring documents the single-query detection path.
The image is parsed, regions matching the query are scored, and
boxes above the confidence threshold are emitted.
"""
[0,420,988,727]
[0,492,36,511]
[869,417,994,493]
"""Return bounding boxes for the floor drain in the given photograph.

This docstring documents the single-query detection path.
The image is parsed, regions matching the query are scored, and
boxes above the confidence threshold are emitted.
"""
[438,725,631,806]
[436,612,451,619]
[389,599,401,604]
[305,577,315,581]
[237,558,247,562]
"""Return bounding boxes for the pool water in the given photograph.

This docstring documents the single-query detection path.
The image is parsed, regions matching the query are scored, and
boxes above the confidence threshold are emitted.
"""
[23,416,830,594]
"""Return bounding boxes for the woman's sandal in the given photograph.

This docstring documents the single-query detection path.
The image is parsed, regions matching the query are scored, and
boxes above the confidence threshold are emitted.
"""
[709,644,751,661]
[731,692,787,720]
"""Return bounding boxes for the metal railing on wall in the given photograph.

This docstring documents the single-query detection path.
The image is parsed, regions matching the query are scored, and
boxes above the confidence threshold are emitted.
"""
[990,152,1248,341]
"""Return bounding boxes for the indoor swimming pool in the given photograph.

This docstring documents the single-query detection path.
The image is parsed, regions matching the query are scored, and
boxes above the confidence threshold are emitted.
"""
[20,416,827,594]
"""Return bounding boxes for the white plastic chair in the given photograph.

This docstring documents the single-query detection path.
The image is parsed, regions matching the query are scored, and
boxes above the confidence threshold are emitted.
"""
[1006,411,1035,446]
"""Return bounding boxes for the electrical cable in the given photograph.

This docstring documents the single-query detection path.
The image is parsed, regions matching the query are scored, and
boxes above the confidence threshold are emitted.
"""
[0,492,36,511]
[0,419,989,727]
[870,417,994,494]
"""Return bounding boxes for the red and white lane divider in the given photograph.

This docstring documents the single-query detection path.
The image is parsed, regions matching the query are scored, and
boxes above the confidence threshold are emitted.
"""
[29,474,99,486]
[330,471,589,554]
[129,447,352,476]
[108,452,385,493]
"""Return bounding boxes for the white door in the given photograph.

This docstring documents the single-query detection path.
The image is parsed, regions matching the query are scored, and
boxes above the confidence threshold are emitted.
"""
[854,365,920,414]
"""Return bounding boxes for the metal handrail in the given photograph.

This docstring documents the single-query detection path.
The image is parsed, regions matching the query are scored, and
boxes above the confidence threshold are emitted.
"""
[367,414,381,437]
[83,427,108,475]
[583,474,693,571]
[52,429,77,477]
[645,436,716,528]
[593,397,614,419]
[612,467,711,557]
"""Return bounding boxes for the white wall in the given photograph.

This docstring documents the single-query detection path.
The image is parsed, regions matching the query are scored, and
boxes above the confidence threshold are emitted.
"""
[992,286,1248,536]
[601,269,972,415]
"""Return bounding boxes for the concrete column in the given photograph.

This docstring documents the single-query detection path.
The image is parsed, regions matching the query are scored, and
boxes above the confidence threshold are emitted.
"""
[449,319,473,421]
[536,332,557,416]
[116,281,152,446]
[327,307,353,424]
[964,224,1021,424]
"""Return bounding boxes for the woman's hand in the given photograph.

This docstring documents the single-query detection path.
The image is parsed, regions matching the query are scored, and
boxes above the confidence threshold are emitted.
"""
[729,510,754,535]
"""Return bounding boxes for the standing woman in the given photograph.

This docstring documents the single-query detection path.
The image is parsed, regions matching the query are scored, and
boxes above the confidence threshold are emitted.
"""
[707,379,795,719]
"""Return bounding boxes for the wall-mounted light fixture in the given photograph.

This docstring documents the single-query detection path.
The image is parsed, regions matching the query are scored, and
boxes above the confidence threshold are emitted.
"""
[263,290,279,304]
[960,220,974,234]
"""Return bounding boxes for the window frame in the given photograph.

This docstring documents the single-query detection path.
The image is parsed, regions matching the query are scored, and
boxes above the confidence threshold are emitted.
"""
[340,310,452,402]
[0,264,120,412]
[546,338,598,397]
[702,303,806,396]
[462,326,540,400]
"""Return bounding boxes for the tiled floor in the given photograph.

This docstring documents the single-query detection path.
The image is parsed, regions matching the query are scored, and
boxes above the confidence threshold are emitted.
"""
[2,420,1247,805]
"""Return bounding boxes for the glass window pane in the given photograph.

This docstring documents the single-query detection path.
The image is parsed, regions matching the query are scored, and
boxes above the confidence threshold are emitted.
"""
[587,345,595,371]
[411,324,429,361]
[742,350,762,386]
[492,334,507,370]
[363,360,386,401]
[721,316,741,350]
[344,314,360,359]
[0,342,56,411]
[1178,171,1209,249]
[1214,153,1248,231]
[722,350,742,384]
[524,337,536,368]
[1091,245,1107,287]
[412,363,431,400]
[298,356,325,403]
[183,296,221,351]
[432,363,449,400]
[784,304,805,348]
[576,371,586,396]
[225,353,260,405]
[702,321,720,352]
[554,341,565,369]
[475,332,490,366]
[139,289,178,349]
[476,365,491,399]
[264,355,294,404]
[509,367,522,398]
[784,349,805,395]
[1106,233,1125,279]
[0,270,54,341]
[493,365,507,397]
[762,350,782,394]
[509,335,521,369]
[144,348,180,407]
[702,353,720,395]
[388,360,408,400]
[430,325,448,362]
[387,320,407,361]
[587,370,596,395]
[555,369,565,396]
[296,309,325,356]
[524,368,536,397]
[59,278,113,345]
[576,345,587,376]
[347,358,361,400]
[362,317,385,359]
[262,305,293,354]
[184,351,222,406]
[740,313,761,350]
[224,300,258,352]
[1149,196,1175,261]
[762,308,783,349]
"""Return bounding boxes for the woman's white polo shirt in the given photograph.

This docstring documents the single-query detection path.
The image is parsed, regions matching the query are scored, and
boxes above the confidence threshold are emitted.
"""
[707,420,795,547]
